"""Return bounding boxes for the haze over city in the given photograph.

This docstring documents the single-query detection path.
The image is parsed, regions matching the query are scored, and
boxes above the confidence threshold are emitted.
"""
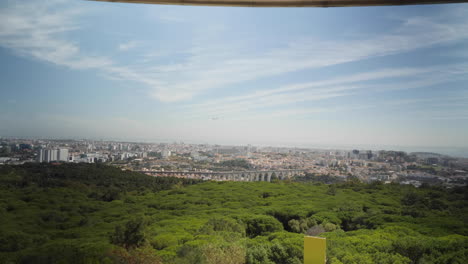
[1,0,468,152]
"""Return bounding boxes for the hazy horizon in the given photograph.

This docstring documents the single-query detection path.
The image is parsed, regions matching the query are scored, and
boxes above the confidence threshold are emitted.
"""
[3,135,468,158]
[1,0,468,150]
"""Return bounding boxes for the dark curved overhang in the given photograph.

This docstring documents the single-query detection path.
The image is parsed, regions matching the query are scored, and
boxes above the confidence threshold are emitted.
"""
[90,0,468,7]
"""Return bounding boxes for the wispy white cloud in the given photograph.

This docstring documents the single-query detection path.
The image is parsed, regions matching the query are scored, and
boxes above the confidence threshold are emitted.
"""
[118,40,140,51]
[0,0,112,69]
[135,8,468,102]
[186,65,441,110]
[182,63,468,121]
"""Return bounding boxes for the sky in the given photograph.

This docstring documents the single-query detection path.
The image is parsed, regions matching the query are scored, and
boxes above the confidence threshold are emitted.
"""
[1,0,468,152]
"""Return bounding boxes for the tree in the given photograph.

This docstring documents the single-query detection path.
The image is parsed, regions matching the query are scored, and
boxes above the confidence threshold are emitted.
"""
[327,185,337,196]
[401,192,421,206]
[245,215,283,238]
[110,218,147,249]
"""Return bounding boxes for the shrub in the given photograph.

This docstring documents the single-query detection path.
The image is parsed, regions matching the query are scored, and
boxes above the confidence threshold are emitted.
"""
[245,215,283,238]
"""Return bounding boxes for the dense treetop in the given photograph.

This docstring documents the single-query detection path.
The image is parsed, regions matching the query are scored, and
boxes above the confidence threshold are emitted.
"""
[0,164,466,263]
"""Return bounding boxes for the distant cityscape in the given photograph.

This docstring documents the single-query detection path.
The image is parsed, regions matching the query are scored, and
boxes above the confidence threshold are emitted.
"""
[0,137,467,188]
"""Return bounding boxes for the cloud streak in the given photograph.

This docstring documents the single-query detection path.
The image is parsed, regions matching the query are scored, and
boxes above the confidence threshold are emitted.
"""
[138,8,468,102]
[0,0,112,69]
[181,63,468,121]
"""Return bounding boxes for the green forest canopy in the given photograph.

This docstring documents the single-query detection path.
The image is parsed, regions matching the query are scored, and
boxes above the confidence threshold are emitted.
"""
[0,163,467,263]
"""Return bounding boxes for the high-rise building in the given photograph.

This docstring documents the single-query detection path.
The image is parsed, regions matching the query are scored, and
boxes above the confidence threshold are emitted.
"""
[37,149,44,162]
[162,150,171,159]
[45,149,58,162]
[57,149,69,161]
[37,148,69,162]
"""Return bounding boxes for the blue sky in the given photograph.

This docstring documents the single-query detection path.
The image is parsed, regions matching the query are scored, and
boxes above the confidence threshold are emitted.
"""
[1,0,468,150]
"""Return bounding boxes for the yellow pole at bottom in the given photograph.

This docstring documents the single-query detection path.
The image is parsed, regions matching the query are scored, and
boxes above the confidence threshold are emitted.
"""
[304,236,326,264]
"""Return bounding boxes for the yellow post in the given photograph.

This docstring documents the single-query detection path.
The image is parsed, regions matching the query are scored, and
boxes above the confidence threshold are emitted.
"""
[304,236,326,264]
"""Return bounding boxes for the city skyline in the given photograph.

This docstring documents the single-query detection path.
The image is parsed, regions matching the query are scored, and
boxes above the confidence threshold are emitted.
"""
[2,136,468,158]
[2,137,467,188]
[1,0,468,148]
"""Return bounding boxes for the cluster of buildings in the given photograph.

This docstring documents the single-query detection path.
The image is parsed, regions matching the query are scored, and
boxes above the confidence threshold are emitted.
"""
[0,138,467,187]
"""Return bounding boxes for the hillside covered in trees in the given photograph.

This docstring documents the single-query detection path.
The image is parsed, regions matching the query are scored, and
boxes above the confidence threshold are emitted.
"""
[0,164,467,263]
